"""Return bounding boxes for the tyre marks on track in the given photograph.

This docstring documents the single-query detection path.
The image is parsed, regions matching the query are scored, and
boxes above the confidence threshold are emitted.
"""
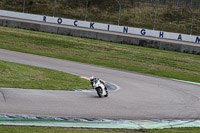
[0,90,6,102]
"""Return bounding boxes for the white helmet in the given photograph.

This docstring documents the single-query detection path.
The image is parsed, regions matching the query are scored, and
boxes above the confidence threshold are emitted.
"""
[90,76,95,81]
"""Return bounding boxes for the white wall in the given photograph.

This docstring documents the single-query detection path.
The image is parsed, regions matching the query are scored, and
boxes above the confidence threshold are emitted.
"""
[0,10,199,44]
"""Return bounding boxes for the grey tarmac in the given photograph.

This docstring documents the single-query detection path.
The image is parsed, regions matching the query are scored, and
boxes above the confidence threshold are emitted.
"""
[0,49,200,120]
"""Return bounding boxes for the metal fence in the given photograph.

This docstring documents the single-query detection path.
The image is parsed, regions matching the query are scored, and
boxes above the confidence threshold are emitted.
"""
[136,0,200,8]
[0,0,199,35]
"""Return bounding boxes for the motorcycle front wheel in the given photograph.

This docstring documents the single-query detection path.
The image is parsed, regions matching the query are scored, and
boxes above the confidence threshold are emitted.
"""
[96,87,103,98]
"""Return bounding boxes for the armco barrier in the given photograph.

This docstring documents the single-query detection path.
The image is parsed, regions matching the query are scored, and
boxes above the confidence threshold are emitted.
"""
[0,13,200,54]
[0,19,2,25]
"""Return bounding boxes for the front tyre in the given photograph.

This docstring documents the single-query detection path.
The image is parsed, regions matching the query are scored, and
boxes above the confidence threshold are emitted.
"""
[96,87,103,98]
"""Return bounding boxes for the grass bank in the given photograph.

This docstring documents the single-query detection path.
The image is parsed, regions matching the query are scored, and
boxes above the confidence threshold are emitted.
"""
[0,26,200,83]
[0,60,90,90]
[1,126,200,133]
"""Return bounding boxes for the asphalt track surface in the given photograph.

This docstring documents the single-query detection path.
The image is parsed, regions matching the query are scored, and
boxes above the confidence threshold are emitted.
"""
[0,49,200,120]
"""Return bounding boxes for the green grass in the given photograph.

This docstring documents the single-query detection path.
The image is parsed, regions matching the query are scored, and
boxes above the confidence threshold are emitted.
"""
[0,26,200,83]
[1,126,200,133]
[0,60,90,90]
[0,126,130,133]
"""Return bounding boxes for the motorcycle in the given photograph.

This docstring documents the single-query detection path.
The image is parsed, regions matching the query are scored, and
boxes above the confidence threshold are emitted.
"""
[90,77,108,98]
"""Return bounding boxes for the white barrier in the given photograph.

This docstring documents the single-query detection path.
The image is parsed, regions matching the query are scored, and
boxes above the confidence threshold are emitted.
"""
[0,10,199,44]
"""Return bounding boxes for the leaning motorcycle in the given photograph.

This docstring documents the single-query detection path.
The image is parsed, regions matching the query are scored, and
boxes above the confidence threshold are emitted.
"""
[91,78,108,98]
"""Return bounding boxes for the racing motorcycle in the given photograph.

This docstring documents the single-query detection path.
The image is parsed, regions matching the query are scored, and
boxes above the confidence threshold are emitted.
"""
[90,77,108,98]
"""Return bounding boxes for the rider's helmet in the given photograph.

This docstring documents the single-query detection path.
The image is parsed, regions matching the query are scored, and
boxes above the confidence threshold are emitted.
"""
[90,76,95,82]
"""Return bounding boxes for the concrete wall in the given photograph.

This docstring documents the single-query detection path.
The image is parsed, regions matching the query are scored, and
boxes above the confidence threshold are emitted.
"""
[1,10,200,44]
[0,18,200,55]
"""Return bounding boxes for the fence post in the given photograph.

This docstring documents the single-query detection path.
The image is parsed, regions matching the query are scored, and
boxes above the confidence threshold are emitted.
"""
[22,0,26,13]
[53,0,56,17]
[151,0,158,30]
[115,0,121,25]
[177,0,180,7]
[188,0,194,35]
[199,2,200,10]
[85,0,88,21]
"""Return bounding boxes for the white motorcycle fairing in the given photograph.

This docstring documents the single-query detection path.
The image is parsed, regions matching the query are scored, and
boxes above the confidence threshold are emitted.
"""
[93,80,107,96]
[92,79,108,98]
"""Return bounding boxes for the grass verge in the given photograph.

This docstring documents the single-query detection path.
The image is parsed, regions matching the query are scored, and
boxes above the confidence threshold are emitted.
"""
[0,60,90,90]
[0,26,200,83]
[1,126,200,133]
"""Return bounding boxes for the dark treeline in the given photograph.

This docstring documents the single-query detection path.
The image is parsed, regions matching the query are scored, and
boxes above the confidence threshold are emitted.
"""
[1,0,200,13]
[131,0,200,9]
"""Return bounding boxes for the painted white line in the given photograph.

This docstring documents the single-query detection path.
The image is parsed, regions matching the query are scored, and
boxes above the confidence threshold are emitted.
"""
[2,114,200,129]
[172,79,200,86]
[106,81,121,92]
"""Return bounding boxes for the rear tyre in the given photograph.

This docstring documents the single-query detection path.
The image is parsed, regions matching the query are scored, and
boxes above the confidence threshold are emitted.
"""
[104,90,108,97]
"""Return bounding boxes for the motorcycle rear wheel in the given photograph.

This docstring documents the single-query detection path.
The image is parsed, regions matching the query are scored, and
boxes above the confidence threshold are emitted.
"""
[104,91,108,97]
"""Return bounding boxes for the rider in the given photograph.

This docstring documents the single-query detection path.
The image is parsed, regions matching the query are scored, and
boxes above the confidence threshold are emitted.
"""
[90,76,95,87]
[90,76,107,91]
